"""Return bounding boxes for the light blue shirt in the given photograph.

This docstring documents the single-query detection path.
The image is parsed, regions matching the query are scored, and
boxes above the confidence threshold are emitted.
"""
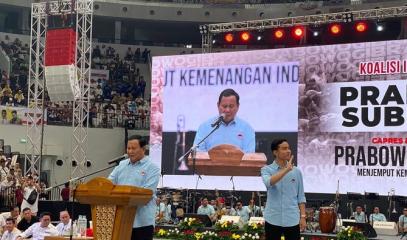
[261,161,306,227]
[197,205,215,216]
[369,213,386,222]
[353,212,367,223]
[193,116,255,153]
[399,215,407,229]
[108,156,160,228]
[236,206,251,223]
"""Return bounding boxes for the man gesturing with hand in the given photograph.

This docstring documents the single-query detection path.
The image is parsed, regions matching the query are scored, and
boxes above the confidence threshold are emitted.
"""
[261,139,306,240]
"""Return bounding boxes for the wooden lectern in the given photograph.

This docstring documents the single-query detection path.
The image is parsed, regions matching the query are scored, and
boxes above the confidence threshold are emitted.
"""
[74,177,153,240]
[187,144,267,176]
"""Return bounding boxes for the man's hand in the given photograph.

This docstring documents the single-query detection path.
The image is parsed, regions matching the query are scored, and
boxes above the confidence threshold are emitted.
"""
[285,155,294,172]
[300,217,306,232]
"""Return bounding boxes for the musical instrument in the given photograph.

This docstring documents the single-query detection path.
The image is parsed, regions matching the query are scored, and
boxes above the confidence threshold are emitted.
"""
[319,207,337,233]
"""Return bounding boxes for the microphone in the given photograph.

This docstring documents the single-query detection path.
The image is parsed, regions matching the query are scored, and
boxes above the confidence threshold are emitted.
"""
[211,113,225,127]
[108,154,128,165]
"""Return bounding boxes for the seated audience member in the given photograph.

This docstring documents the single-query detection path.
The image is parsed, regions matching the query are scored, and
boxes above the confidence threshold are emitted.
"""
[369,207,387,223]
[55,211,71,236]
[352,206,367,223]
[399,208,407,235]
[17,208,39,231]
[1,218,21,240]
[0,206,21,228]
[197,197,216,222]
[234,200,251,223]
[16,212,58,240]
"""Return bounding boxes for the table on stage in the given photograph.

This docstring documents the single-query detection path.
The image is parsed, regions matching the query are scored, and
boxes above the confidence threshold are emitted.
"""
[301,231,400,240]
[44,237,93,240]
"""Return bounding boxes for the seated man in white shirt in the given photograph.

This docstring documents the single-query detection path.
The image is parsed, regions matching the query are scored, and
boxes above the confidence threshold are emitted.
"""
[16,212,58,240]
[55,211,71,236]
[1,218,21,240]
[0,206,21,231]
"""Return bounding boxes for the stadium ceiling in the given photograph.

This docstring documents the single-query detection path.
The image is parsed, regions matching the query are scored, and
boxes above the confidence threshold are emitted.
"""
[201,5,407,34]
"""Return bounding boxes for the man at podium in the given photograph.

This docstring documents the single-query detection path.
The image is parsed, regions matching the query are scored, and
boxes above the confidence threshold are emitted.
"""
[193,88,255,153]
[108,135,160,240]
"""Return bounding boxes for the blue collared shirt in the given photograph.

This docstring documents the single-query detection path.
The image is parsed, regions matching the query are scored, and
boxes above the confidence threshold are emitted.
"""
[353,212,367,223]
[108,156,160,228]
[399,215,407,229]
[193,116,255,153]
[197,205,215,216]
[369,213,386,222]
[236,206,251,223]
[261,161,306,227]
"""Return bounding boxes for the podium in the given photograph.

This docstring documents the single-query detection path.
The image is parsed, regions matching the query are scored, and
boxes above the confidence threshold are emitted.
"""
[188,144,267,176]
[74,177,153,240]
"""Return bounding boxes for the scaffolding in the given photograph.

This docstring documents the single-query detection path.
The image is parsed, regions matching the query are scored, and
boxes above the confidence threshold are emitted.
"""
[26,0,93,178]
[201,5,407,52]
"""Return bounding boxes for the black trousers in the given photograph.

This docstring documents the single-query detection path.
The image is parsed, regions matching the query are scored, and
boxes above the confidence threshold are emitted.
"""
[131,225,154,240]
[265,221,300,240]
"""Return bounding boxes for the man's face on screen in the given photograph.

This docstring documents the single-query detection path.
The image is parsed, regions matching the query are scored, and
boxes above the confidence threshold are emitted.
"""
[217,95,239,123]
[127,139,145,163]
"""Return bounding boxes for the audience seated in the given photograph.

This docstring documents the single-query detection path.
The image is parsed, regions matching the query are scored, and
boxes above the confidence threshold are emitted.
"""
[1,35,152,130]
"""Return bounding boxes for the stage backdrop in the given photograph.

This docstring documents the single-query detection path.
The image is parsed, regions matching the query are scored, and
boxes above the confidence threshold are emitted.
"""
[151,39,407,194]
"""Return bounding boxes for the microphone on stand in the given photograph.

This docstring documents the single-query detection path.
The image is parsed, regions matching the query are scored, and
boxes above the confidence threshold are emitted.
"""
[211,113,225,127]
[107,154,128,165]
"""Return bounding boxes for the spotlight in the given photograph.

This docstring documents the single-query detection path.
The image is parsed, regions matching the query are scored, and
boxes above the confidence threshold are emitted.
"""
[212,39,216,44]
[355,22,367,32]
[240,32,250,42]
[313,31,319,37]
[224,33,234,43]
[342,12,353,23]
[257,35,262,41]
[330,24,342,35]
[71,160,78,167]
[274,29,285,39]
[199,25,208,34]
[376,24,384,31]
[293,27,304,38]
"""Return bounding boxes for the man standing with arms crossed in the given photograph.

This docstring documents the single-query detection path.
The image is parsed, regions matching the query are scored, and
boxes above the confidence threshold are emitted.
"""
[261,139,306,240]
[108,135,160,240]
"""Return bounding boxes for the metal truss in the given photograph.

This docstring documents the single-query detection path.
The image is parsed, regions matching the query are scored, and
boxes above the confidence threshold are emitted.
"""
[26,0,93,178]
[72,0,93,178]
[25,8,47,176]
[201,5,407,52]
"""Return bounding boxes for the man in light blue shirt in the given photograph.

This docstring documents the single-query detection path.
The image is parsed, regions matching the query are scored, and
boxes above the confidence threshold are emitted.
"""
[369,207,387,224]
[352,206,367,223]
[399,208,407,235]
[261,139,306,240]
[235,200,251,223]
[197,197,216,222]
[193,88,255,153]
[108,135,160,240]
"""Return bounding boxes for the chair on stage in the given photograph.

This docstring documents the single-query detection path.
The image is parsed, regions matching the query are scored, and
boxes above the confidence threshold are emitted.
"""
[73,177,153,240]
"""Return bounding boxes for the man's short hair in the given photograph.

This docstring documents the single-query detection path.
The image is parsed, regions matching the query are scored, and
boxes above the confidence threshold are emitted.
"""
[218,89,240,105]
[128,135,147,148]
[5,217,15,224]
[10,206,19,211]
[22,207,31,212]
[40,212,52,219]
[270,139,288,152]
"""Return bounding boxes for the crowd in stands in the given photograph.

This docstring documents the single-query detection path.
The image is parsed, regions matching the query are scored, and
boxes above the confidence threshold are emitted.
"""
[0,35,152,129]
